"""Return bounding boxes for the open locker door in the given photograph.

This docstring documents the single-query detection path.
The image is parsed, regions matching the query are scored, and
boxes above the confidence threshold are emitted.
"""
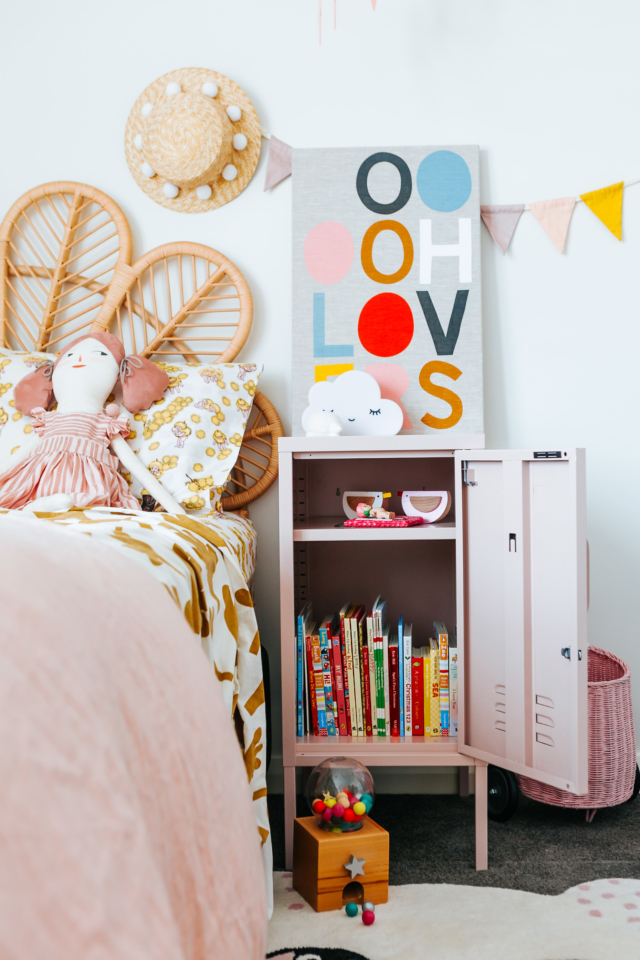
[455,449,588,795]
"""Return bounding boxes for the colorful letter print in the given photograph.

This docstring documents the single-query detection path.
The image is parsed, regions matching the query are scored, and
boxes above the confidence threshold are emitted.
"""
[292,146,483,437]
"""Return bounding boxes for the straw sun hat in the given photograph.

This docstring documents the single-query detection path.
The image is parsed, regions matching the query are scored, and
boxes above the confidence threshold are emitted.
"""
[125,67,261,213]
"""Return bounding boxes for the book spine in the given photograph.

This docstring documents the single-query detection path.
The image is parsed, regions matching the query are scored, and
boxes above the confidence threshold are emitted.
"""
[345,619,357,735]
[340,615,352,735]
[352,620,364,736]
[332,630,348,735]
[383,633,390,736]
[398,626,404,736]
[311,633,327,736]
[423,654,431,735]
[439,631,449,737]
[375,635,385,736]
[319,626,336,736]
[367,618,376,738]
[449,648,458,737]
[389,645,400,736]
[358,622,366,736]
[362,644,373,735]
[430,646,440,736]
[411,656,424,735]
[296,619,304,737]
[403,632,412,736]
[307,637,319,735]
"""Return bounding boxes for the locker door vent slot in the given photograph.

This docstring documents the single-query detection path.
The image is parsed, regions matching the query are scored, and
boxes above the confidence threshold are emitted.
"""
[536,713,554,728]
[536,732,554,747]
[494,702,506,714]
[495,684,506,695]
[494,720,506,732]
[533,451,562,459]
[536,695,554,708]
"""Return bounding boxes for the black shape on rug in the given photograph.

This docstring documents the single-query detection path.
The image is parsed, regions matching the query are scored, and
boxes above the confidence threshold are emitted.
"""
[267,949,370,960]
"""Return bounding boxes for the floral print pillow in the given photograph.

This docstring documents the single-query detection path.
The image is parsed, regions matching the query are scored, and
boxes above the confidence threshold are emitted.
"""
[121,361,263,514]
[0,348,53,462]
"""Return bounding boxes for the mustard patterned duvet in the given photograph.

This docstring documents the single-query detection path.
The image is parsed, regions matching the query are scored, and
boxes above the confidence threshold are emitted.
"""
[0,506,271,900]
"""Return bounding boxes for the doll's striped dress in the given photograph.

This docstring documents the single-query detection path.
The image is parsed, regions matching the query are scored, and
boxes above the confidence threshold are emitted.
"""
[0,408,139,510]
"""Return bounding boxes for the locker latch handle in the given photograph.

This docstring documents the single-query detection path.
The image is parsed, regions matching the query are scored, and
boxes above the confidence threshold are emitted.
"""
[509,533,516,552]
[462,461,477,486]
[561,647,571,660]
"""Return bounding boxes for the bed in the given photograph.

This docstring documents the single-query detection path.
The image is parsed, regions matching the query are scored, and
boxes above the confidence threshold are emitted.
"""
[0,181,283,928]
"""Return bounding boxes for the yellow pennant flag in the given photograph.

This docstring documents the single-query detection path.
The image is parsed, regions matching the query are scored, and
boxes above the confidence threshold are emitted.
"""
[580,181,624,240]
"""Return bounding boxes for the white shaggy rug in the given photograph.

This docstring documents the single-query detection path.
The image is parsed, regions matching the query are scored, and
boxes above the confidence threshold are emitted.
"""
[267,871,640,960]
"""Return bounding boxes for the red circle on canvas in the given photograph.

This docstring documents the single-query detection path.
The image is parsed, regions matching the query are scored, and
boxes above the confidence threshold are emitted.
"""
[358,292,414,357]
[304,221,354,284]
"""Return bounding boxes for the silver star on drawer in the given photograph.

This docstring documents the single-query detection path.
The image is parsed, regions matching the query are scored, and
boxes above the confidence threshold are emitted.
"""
[343,854,366,879]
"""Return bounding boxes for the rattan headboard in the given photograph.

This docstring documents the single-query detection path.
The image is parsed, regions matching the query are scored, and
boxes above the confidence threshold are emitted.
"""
[0,181,283,512]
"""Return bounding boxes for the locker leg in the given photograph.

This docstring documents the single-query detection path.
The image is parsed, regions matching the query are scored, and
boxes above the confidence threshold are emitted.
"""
[474,762,488,870]
[459,766,470,797]
[284,766,296,870]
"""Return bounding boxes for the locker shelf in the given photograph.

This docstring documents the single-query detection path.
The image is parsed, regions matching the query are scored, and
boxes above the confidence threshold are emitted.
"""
[293,517,457,541]
[294,735,467,766]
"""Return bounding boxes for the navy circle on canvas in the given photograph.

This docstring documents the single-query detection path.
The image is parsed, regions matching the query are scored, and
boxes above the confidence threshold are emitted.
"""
[417,150,472,212]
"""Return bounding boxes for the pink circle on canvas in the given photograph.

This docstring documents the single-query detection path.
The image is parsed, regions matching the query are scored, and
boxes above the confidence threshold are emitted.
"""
[304,221,354,284]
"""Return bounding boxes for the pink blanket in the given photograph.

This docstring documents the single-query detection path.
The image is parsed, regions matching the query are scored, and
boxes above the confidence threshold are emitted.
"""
[0,514,267,960]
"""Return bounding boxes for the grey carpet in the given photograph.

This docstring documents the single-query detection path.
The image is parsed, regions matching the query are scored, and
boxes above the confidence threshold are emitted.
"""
[268,792,640,895]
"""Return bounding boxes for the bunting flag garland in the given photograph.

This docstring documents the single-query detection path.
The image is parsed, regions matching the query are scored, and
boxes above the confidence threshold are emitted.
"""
[528,196,576,253]
[580,181,624,240]
[480,204,524,255]
[317,0,377,42]
[264,136,293,191]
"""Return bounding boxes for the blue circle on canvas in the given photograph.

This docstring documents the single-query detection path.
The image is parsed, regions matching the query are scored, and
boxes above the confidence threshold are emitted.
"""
[416,151,472,212]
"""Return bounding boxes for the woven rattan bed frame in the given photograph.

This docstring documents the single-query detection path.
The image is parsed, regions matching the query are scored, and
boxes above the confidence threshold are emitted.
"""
[0,181,283,513]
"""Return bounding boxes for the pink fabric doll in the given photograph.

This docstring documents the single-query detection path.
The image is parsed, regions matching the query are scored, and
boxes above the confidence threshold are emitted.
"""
[0,333,186,515]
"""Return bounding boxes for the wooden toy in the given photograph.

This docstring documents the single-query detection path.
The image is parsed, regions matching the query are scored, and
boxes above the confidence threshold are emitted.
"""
[399,489,452,522]
[342,491,391,519]
[292,815,389,912]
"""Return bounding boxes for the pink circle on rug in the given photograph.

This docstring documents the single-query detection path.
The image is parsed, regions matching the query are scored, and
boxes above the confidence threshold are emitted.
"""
[625,903,638,909]
[304,221,354,284]
[288,903,305,910]
[602,893,614,899]
[578,898,591,904]
[589,910,602,918]
[609,879,620,884]
[628,917,640,923]
[579,884,591,890]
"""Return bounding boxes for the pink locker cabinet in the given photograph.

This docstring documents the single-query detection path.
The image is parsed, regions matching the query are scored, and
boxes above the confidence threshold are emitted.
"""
[279,437,589,869]
[455,449,589,795]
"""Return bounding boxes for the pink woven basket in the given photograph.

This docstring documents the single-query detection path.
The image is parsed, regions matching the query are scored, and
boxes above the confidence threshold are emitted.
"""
[517,646,636,813]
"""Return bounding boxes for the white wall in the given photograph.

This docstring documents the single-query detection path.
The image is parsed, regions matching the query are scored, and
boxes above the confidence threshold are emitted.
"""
[3,0,640,790]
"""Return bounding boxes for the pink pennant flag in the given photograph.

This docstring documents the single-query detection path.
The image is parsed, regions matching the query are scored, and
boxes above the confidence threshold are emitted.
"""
[264,136,292,191]
[480,204,524,255]
[528,196,576,253]
[371,0,378,8]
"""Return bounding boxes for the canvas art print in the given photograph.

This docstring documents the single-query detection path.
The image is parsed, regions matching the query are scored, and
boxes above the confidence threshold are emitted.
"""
[292,146,483,438]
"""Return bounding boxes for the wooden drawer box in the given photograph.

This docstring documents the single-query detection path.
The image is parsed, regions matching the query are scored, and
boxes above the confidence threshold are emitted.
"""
[293,815,389,912]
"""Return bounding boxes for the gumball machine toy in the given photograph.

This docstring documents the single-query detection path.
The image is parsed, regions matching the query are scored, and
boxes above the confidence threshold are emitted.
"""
[293,757,389,912]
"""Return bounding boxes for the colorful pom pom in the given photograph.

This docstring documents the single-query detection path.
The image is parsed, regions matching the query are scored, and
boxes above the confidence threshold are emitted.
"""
[342,808,355,823]
[313,799,326,814]
[353,801,366,816]
[325,798,336,808]
[322,807,332,821]
[362,909,375,926]
[332,803,345,818]
[345,902,358,917]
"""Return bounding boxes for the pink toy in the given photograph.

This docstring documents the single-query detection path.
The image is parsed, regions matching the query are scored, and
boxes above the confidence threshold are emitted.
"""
[0,333,185,515]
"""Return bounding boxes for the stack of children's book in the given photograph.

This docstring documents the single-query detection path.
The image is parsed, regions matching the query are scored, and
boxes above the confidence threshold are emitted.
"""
[296,597,458,739]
